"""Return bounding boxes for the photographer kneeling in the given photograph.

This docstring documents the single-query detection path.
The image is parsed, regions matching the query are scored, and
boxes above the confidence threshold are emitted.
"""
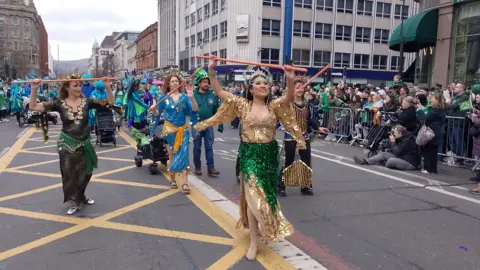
[353,125,420,170]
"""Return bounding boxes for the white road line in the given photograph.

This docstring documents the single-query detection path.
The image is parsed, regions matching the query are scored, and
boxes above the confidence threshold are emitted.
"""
[188,174,327,270]
[16,128,28,139]
[310,152,480,206]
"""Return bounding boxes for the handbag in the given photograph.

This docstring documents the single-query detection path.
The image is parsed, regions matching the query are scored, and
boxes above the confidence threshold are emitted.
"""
[416,124,435,146]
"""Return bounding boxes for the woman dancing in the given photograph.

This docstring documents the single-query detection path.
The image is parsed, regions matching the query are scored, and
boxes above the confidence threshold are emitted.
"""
[149,71,198,194]
[29,75,114,215]
[194,59,305,260]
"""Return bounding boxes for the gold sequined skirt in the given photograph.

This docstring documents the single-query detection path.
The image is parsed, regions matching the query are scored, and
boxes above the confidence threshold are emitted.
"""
[237,173,294,243]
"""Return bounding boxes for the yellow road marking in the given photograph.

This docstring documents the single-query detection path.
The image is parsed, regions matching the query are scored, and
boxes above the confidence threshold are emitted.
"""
[8,159,59,170]
[22,144,57,151]
[0,190,178,261]
[20,150,58,156]
[0,207,86,224]
[98,221,235,246]
[97,157,133,162]
[27,138,57,143]
[0,184,62,202]
[4,169,60,178]
[93,165,139,178]
[91,178,170,190]
[0,128,35,172]
[33,130,59,134]
[96,145,131,155]
[206,241,248,269]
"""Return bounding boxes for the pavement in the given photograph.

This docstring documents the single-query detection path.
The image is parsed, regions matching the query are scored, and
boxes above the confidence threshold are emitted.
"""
[2,121,480,270]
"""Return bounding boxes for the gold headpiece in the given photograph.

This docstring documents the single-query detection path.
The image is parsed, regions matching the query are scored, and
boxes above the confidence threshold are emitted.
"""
[243,66,272,86]
[66,72,82,80]
[164,67,183,78]
[293,75,308,84]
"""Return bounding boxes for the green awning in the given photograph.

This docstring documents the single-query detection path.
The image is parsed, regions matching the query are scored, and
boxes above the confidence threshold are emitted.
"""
[389,8,439,52]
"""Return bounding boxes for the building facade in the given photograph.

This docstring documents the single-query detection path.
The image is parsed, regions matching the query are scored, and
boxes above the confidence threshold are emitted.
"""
[48,43,54,77]
[0,0,42,80]
[172,0,418,84]
[135,22,158,71]
[127,42,137,73]
[388,0,480,87]
[157,0,177,69]
[113,31,140,78]
[38,16,48,76]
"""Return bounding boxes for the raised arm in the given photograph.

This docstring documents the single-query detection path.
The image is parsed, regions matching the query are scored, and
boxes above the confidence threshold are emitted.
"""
[208,58,231,101]
[29,79,45,112]
[280,65,296,104]
[185,84,198,112]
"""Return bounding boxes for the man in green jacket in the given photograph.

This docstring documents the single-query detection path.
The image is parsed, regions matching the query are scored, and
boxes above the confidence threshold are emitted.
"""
[192,69,223,176]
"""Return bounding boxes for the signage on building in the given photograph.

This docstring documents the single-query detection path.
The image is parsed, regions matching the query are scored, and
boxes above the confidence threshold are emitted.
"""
[236,14,249,43]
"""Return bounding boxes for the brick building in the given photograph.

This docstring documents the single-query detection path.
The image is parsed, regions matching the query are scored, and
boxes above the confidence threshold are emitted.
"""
[38,16,48,76]
[135,22,158,71]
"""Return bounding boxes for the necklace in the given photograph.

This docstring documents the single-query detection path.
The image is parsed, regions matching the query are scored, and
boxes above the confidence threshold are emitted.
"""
[61,98,86,124]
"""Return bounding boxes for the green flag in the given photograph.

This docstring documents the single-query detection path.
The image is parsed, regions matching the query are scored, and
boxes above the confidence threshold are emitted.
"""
[459,100,473,112]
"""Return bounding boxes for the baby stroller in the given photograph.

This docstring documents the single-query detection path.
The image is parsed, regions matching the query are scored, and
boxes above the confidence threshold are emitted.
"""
[362,112,397,158]
[95,108,117,147]
[133,122,169,175]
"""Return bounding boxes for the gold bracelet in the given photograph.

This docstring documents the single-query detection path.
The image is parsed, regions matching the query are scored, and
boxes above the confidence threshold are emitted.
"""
[208,71,216,77]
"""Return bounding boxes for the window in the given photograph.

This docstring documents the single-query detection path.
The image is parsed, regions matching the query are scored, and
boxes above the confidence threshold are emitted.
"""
[212,0,219,15]
[11,16,19,25]
[354,54,369,69]
[0,15,4,25]
[337,0,353,14]
[204,53,209,65]
[203,28,210,42]
[212,25,218,40]
[219,49,227,64]
[11,28,20,38]
[373,55,387,70]
[391,56,404,71]
[263,0,281,7]
[197,8,202,22]
[190,35,195,48]
[261,48,280,64]
[185,16,189,29]
[313,51,330,67]
[211,51,217,57]
[295,0,312,9]
[23,18,29,26]
[293,21,311,38]
[336,25,352,41]
[191,13,195,26]
[185,37,189,49]
[357,0,373,16]
[190,57,195,67]
[262,19,281,36]
[0,28,5,37]
[197,32,202,46]
[316,0,333,11]
[185,0,189,6]
[334,53,350,68]
[292,49,310,66]
[376,2,391,18]
[374,29,389,44]
[204,3,210,18]
[394,4,408,20]
[315,23,331,39]
[355,27,371,42]
[197,57,202,66]
[221,0,227,10]
[220,21,227,38]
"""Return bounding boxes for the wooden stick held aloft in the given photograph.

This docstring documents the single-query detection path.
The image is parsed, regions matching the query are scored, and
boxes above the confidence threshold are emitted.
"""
[195,56,308,73]
[300,64,331,89]
[11,77,117,84]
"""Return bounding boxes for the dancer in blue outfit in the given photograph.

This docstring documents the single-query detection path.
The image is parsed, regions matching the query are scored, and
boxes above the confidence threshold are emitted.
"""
[88,80,108,130]
[149,72,199,194]
[81,74,95,98]
[126,78,149,129]
[10,81,24,126]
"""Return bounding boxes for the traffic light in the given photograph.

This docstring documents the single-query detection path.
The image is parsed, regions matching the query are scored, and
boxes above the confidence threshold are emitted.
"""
[325,68,332,83]
[228,68,234,83]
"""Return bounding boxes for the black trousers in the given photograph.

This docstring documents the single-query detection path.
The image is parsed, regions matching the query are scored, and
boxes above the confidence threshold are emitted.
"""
[422,142,438,173]
[279,139,312,189]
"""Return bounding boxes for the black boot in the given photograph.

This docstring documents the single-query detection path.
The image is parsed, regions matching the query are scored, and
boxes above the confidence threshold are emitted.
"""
[301,187,314,195]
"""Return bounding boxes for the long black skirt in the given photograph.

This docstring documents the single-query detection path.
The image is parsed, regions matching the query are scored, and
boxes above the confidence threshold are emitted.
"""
[59,147,92,204]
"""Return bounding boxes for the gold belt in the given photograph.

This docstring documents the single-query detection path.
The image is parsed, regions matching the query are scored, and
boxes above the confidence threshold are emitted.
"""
[162,120,189,153]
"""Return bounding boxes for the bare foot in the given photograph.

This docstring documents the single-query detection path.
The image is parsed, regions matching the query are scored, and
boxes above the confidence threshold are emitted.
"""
[245,244,258,261]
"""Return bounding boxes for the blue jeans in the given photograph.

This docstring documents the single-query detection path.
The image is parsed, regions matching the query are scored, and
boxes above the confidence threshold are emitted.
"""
[448,125,464,157]
[192,127,215,170]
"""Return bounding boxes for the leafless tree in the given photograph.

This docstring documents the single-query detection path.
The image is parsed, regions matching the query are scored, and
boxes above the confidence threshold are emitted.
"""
[103,53,121,77]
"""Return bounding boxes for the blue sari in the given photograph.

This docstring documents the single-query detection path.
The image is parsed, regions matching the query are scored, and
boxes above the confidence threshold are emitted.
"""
[150,93,198,172]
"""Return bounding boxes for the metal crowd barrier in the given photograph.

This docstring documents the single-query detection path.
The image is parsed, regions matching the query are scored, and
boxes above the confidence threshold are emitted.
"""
[318,106,353,142]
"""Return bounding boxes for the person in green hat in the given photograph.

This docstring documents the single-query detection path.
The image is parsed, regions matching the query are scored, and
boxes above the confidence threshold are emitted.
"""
[192,69,223,176]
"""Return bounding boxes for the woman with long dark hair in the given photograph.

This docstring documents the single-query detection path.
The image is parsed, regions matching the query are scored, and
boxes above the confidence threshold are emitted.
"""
[194,59,304,260]
[421,92,446,174]
[29,75,114,215]
[149,72,198,194]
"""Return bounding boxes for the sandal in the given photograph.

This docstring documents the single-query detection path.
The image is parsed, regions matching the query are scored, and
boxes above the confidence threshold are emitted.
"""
[469,188,480,195]
[182,184,191,194]
[170,181,178,189]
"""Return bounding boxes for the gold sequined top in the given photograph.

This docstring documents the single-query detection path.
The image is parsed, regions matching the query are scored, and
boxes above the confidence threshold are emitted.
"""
[195,93,306,149]
[293,103,309,134]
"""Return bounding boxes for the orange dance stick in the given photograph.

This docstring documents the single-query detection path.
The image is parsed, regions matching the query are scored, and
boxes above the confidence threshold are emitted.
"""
[11,77,117,84]
[300,64,331,89]
[156,67,203,105]
[195,55,308,73]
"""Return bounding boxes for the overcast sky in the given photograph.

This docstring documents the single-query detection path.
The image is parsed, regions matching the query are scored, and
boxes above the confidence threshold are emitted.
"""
[35,0,158,61]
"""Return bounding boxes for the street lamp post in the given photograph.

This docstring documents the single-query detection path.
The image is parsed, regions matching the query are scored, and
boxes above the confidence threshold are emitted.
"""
[398,0,406,77]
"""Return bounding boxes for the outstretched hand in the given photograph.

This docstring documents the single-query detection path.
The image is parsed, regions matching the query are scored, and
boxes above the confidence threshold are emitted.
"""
[185,84,194,98]
[31,79,42,87]
[318,127,329,134]
[282,65,295,80]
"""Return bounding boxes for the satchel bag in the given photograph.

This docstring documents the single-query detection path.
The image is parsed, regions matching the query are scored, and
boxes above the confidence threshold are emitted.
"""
[416,125,435,146]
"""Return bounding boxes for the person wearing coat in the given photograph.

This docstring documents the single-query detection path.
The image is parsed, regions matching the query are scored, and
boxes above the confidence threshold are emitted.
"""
[421,92,446,174]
